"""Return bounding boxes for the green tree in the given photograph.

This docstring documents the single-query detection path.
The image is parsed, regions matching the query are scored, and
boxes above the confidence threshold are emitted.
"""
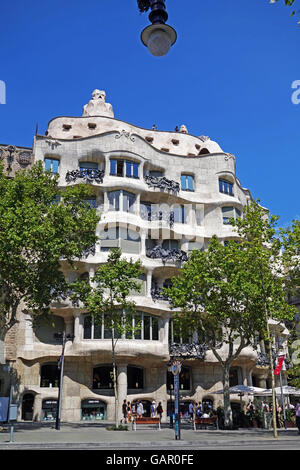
[75,247,142,428]
[165,201,295,432]
[280,219,300,389]
[0,161,99,338]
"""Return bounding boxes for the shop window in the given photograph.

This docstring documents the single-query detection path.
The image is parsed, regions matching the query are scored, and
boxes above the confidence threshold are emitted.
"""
[81,399,106,420]
[40,363,60,388]
[42,399,57,421]
[128,366,144,389]
[44,158,59,174]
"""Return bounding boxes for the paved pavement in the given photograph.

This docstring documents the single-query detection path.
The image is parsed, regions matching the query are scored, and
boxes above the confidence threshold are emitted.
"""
[0,422,299,450]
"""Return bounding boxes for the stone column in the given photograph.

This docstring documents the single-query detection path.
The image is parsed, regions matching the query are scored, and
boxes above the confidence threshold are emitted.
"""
[146,269,153,297]
[117,364,127,423]
[140,230,146,256]
[73,311,81,344]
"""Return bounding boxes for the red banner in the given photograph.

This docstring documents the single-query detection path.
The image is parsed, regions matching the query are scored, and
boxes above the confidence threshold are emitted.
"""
[274,355,285,375]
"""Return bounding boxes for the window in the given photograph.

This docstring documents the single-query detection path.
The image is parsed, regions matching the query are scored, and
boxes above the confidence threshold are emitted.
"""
[128,366,144,389]
[219,179,234,196]
[93,366,113,389]
[79,161,98,177]
[181,174,194,191]
[162,239,179,251]
[140,202,152,221]
[172,204,185,224]
[84,197,97,209]
[108,190,120,211]
[83,312,159,341]
[222,206,241,225]
[44,158,59,174]
[108,190,136,213]
[125,161,139,178]
[110,159,139,178]
[122,191,136,213]
[40,363,60,387]
[167,366,191,391]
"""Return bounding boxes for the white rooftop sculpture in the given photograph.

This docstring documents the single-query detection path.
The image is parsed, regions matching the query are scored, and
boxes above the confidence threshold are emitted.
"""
[82,89,114,118]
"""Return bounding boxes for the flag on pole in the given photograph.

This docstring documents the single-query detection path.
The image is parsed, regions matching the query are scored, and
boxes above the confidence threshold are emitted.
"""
[274,355,285,375]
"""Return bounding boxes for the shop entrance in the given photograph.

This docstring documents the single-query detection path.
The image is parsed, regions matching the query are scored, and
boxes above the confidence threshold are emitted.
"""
[81,399,106,421]
[22,393,34,421]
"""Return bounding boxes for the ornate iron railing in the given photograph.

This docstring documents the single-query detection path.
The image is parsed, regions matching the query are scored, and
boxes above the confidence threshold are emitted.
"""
[146,245,188,264]
[144,174,180,193]
[169,342,208,360]
[66,169,104,184]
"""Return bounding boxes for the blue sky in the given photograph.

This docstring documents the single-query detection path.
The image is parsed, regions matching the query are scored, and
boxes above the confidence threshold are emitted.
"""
[0,0,299,227]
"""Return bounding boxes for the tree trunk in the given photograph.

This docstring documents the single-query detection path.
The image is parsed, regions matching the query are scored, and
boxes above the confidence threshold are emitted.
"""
[223,365,233,429]
[111,330,118,428]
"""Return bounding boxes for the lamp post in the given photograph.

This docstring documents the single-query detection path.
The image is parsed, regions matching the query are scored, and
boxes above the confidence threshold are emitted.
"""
[54,331,75,430]
[138,0,177,56]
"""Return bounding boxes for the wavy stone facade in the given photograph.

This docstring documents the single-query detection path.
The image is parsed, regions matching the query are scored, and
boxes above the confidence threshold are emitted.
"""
[2,91,289,423]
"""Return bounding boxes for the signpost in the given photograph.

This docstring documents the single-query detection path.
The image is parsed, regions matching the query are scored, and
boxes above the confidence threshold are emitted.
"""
[171,360,181,440]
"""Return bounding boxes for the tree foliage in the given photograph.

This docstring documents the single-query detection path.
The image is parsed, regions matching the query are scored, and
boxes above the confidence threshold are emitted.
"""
[0,162,99,336]
[74,247,142,427]
[165,201,295,429]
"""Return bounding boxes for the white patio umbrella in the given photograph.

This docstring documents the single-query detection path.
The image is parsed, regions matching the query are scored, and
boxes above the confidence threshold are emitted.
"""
[212,385,267,395]
[259,385,300,396]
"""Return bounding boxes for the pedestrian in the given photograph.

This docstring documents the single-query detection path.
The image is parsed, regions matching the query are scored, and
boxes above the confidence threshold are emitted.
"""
[156,402,163,422]
[151,400,156,418]
[296,402,300,435]
[188,402,194,420]
[196,403,202,417]
[137,400,144,417]
[127,401,132,422]
[122,399,128,424]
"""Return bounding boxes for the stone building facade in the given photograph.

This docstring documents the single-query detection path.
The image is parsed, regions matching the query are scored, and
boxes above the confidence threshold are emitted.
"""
[1,91,289,423]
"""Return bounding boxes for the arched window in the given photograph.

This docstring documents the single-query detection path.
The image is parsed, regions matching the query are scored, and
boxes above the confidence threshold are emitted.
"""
[229,367,241,387]
[40,363,59,388]
[127,366,144,389]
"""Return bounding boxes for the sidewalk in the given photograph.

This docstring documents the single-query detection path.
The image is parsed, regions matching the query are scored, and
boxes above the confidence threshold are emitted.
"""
[0,422,299,450]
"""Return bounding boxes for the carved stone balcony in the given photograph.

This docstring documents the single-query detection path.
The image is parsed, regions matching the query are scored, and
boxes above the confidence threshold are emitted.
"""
[66,169,105,184]
[169,342,208,360]
[144,174,180,193]
[146,245,188,264]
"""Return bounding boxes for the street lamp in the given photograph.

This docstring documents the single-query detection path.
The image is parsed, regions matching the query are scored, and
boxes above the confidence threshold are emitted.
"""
[138,1,177,57]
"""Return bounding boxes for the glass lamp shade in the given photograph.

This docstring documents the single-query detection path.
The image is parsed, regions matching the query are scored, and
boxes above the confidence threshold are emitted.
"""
[141,24,177,57]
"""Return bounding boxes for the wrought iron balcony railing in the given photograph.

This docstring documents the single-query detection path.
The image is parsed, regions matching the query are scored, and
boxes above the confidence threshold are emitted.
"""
[146,245,188,264]
[151,286,170,302]
[144,174,180,193]
[66,169,105,184]
[169,342,208,360]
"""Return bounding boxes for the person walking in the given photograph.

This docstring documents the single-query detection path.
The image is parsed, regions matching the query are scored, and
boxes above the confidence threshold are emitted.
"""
[127,401,132,422]
[137,400,144,417]
[189,402,194,421]
[150,401,156,418]
[156,402,163,422]
[122,399,128,424]
[296,402,300,435]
